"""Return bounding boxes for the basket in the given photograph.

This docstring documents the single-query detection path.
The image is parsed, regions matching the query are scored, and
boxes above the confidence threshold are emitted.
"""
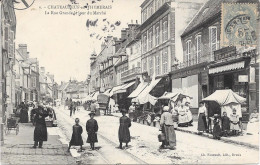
[158,133,165,142]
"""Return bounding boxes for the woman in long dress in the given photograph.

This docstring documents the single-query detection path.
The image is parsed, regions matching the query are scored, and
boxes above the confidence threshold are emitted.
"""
[20,102,29,123]
[197,102,208,132]
[118,109,131,149]
[86,112,98,150]
[32,105,50,148]
[230,109,240,136]
[160,106,176,150]
[177,102,188,127]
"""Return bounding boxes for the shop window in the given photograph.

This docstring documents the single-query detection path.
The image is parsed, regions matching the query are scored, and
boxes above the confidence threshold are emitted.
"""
[195,35,201,64]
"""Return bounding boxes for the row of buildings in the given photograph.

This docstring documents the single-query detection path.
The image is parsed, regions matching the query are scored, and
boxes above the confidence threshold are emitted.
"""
[0,0,58,127]
[88,0,259,117]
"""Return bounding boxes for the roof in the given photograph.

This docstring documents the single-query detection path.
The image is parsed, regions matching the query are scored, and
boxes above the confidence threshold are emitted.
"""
[182,0,259,37]
[182,0,222,37]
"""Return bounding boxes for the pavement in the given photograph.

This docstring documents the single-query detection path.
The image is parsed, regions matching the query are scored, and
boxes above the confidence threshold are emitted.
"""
[0,123,76,165]
[53,106,259,164]
[111,112,259,149]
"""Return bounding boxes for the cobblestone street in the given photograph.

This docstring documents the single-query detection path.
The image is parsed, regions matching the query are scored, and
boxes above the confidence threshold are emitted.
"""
[1,123,76,165]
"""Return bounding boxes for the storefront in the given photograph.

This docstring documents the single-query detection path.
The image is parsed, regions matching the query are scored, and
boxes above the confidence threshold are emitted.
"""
[170,62,208,109]
[208,46,257,118]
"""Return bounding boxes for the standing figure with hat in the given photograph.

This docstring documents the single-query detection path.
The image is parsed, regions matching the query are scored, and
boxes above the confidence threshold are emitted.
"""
[31,105,51,148]
[212,114,221,140]
[118,109,131,149]
[86,112,98,150]
[160,106,176,150]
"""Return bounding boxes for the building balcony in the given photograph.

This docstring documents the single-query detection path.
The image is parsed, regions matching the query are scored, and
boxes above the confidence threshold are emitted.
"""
[172,53,213,71]
[121,67,141,82]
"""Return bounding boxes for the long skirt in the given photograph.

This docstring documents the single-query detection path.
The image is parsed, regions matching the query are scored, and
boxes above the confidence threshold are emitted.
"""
[187,110,193,123]
[20,111,28,123]
[118,124,131,143]
[87,132,98,143]
[34,124,48,141]
[197,113,207,131]
[213,124,221,138]
[70,134,83,146]
[178,114,188,124]
[164,125,176,148]
[230,123,240,131]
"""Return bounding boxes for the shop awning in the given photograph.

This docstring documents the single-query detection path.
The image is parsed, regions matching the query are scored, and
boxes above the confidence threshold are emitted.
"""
[114,81,135,94]
[92,91,100,100]
[158,92,179,100]
[109,84,128,96]
[103,88,111,96]
[209,61,245,74]
[128,82,148,98]
[202,89,246,106]
[136,78,162,105]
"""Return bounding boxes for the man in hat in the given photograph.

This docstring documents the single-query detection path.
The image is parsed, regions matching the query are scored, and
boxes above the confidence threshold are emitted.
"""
[86,111,98,150]
[160,106,176,150]
[118,109,131,149]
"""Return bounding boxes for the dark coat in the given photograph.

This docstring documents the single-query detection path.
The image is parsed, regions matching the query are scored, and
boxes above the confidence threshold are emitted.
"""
[118,116,131,143]
[86,119,98,143]
[20,105,28,123]
[213,118,221,138]
[70,125,83,146]
[221,116,230,131]
[32,107,49,142]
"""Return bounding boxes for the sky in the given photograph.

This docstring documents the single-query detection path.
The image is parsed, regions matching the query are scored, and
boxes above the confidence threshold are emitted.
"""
[15,0,142,83]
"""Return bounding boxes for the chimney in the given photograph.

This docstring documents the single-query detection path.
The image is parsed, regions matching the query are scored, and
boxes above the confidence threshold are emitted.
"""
[27,52,30,59]
[40,67,45,74]
[18,44,28,59]
[121,29,127,40]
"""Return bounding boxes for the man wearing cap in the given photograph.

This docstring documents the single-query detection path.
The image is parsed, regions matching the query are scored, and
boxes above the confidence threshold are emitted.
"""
[160,106,176,150]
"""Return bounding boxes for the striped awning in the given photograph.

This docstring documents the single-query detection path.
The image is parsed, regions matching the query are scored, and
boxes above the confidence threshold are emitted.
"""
[209,61,245,74]
[114,81,135,94]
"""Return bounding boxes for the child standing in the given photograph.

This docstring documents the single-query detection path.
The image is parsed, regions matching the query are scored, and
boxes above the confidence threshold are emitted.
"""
[221,112,230,137]
[213,114,221,140]
[68,118,83,152]
[230,109,240,136]
[86,112,98,150]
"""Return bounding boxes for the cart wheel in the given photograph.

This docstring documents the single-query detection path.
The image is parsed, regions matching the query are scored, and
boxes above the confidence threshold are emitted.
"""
[16,125,19,135]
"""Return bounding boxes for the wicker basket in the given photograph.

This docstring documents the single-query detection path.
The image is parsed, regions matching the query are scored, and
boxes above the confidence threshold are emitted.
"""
[45,121,53,127]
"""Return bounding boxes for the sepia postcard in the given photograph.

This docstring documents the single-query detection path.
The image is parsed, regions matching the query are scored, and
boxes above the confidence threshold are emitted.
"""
[0,0,259,164]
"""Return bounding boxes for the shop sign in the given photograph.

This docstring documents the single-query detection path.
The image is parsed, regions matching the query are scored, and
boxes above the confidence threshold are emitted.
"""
[201,71,208,85]
[214,46,236,61]
[238,75,248,82]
